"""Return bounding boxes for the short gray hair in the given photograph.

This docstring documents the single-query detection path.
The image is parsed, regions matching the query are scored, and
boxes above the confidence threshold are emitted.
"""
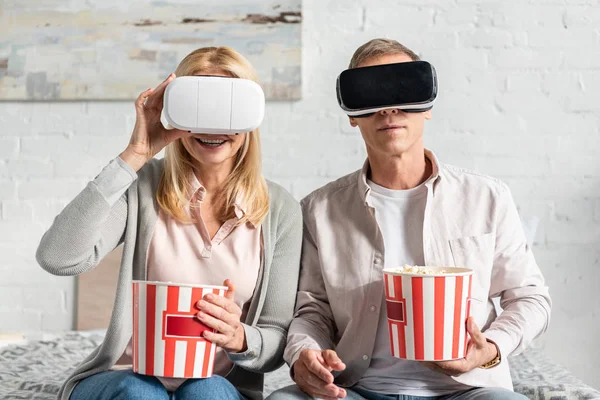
[349,38,420,68]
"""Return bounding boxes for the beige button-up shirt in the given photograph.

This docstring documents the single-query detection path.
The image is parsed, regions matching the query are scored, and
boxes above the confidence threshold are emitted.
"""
[284,150,551,391]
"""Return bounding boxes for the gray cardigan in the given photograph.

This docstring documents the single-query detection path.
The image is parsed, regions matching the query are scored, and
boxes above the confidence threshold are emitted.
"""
[36,157,302,400]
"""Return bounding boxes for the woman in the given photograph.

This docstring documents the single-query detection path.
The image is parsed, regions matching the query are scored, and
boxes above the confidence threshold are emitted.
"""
[36,47,302,400]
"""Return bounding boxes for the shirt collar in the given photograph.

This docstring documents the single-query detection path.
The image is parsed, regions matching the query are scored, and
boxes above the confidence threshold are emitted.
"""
[188,172,249,223]
[357,148,442,205]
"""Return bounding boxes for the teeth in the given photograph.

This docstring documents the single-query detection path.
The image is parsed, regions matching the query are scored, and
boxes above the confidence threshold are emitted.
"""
[197,138,226,146]
[199,139,225,144]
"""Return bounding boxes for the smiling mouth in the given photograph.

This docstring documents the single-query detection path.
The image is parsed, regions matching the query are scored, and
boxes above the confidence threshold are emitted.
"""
[194,137,227,147]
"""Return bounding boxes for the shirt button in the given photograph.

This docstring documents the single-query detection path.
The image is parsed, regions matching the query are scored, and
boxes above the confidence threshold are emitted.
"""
[362,355,368,360]
[370,305,376,312]
[373,257,382,265]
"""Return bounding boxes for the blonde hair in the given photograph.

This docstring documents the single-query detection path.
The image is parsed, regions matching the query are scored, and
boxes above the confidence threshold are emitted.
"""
[157,46,269,226]
[349,38,420,68]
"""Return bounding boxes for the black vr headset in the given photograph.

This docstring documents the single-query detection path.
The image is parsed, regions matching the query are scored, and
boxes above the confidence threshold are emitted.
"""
[336,61,438,117]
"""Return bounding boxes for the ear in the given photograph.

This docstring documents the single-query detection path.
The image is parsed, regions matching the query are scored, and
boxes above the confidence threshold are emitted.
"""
[349,117,358,127]
[424,109,432,120]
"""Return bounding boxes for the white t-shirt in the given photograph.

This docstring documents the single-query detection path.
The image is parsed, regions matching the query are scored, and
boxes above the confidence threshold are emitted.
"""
[355,179,470,396]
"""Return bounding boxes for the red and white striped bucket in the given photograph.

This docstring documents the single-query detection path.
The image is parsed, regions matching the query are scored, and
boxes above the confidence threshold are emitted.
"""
[132,281,227,378]
[383,267,473,361]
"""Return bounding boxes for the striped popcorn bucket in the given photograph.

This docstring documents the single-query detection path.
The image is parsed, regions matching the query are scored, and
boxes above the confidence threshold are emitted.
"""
[382,267,473,361]
[132,281,227,378]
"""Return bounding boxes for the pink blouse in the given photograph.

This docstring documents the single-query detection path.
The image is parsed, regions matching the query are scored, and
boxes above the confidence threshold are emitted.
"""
[116,173,262,392]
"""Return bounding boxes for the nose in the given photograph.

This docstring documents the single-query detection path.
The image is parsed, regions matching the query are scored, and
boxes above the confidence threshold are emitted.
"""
[379,108,400,116]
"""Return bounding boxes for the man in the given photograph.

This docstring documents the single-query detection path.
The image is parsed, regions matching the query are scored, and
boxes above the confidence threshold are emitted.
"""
[268,38,551,400]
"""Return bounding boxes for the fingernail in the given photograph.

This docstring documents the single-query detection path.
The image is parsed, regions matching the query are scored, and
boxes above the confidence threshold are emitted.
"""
[197,312,204,318]
[205,294,213,301]
[198,300,206,308]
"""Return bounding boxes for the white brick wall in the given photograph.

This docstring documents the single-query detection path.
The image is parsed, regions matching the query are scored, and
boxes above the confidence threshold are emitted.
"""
[1,0,599,389]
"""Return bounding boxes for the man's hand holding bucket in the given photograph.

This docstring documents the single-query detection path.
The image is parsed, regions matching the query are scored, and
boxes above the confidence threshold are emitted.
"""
[421,317,500,376]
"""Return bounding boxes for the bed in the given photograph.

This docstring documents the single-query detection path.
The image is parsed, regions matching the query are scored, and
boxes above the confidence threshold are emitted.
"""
[3,248,599,400]
[2,330,600,400]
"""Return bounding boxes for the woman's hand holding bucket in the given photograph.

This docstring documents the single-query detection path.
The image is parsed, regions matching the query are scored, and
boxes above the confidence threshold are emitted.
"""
[195,279,247,353]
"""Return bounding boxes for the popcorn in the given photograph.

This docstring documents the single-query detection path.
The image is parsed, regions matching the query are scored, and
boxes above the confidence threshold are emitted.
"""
[390,265,447,275]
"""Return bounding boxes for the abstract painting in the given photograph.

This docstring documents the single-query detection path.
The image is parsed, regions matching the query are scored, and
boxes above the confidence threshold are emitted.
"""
[0,0,302,100]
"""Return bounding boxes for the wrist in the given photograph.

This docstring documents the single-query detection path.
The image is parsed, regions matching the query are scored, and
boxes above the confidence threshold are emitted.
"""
[480,339,501,369]
[119,148,148,172]
[231,325,247,353]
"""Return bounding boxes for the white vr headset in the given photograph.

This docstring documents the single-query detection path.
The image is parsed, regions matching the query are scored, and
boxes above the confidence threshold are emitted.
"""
[161,76,265,134]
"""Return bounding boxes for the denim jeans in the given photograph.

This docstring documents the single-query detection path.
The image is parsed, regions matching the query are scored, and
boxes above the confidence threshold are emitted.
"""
[352,386,528,400]
[266,384,528,400]
[70,370,248,400]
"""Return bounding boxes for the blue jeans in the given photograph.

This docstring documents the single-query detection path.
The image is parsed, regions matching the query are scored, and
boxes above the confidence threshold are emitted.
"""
[352,386,528,400]
[266,385,528,400]
[70,370,248,400]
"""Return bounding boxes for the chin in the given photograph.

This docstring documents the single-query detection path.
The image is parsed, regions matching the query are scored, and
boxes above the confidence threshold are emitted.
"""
[191,154,228,166]
[373,142,411,156]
